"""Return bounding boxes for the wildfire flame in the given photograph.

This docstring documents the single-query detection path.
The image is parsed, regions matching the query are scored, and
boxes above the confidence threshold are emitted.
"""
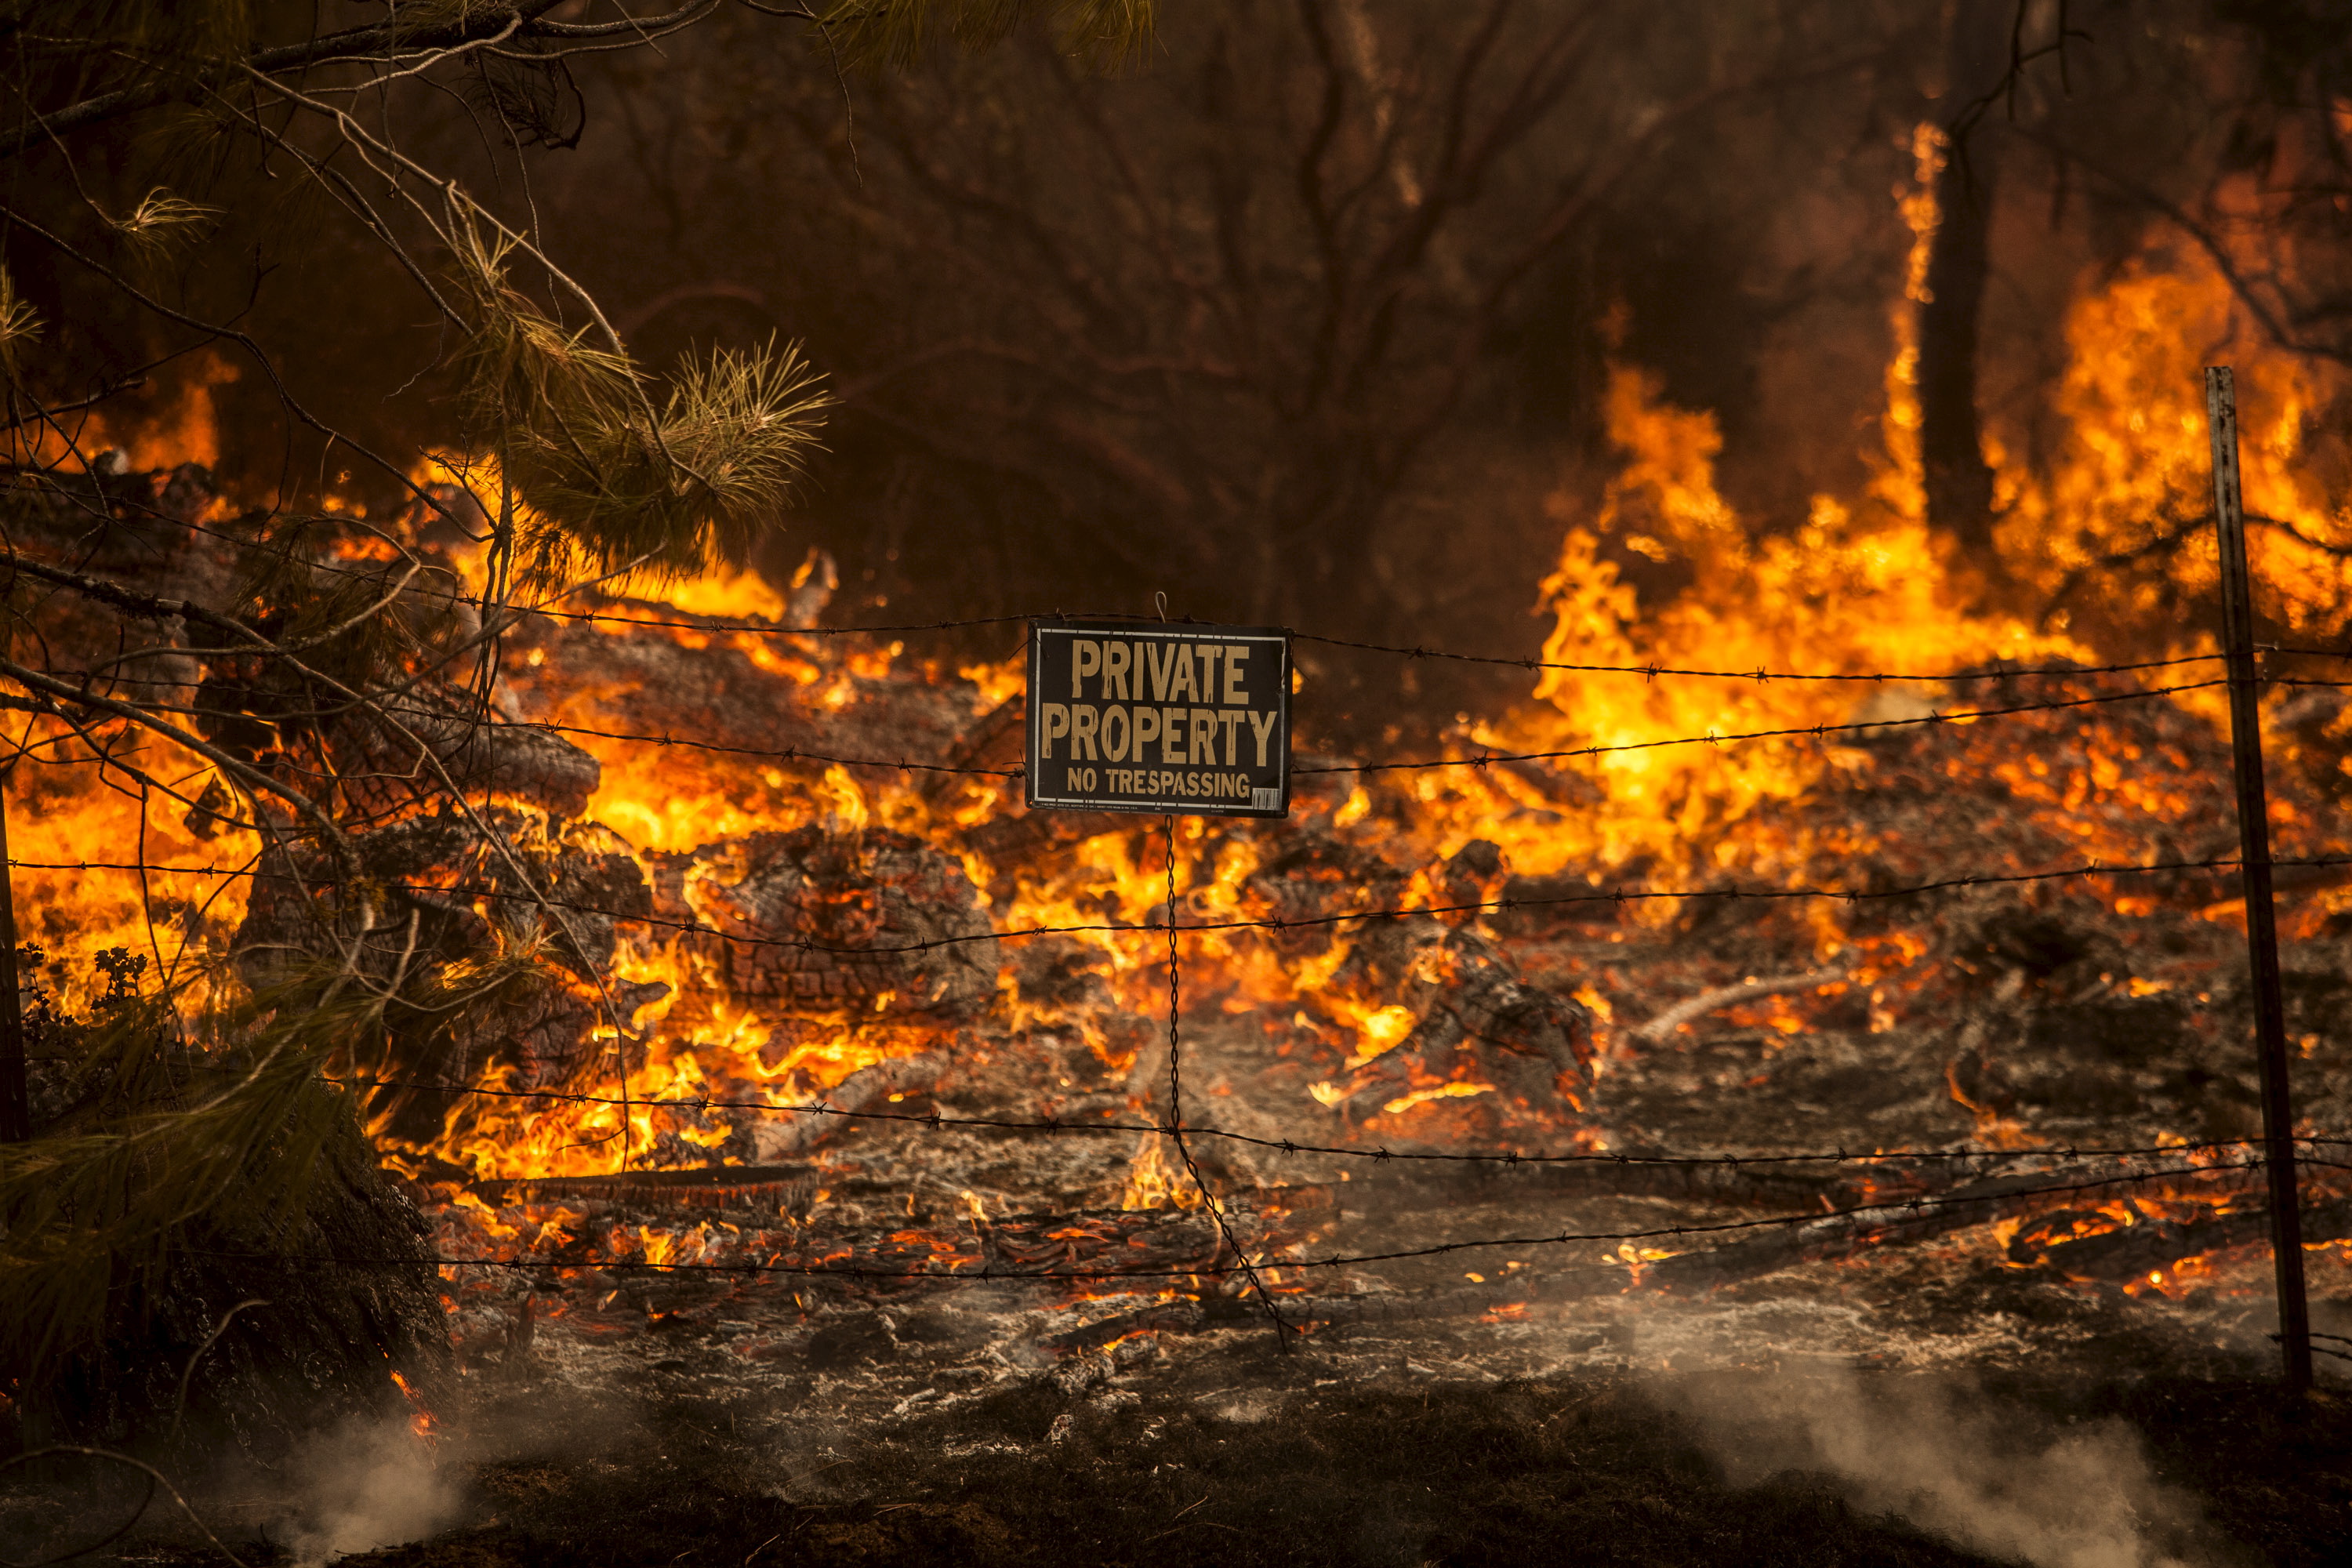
[389,1370,438,1444]
[14,125,2352,1293]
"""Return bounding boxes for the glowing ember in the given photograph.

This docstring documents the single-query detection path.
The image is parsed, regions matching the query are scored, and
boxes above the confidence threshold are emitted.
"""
[389,1370,438,1444]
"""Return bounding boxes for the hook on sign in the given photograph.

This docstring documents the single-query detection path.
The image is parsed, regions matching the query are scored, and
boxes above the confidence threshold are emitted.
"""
[1154,591,1168,622]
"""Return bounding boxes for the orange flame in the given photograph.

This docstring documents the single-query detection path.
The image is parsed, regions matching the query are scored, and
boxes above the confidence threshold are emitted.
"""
[388,1370,438,1443]
[24,127,2352,1287]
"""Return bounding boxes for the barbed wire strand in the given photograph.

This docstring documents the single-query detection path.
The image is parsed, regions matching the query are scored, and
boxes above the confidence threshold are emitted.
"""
[5,662,2193,799]
[16,851,2345,963]
[364,673,2219,786]
[2259,644,2352,662]
[178,1157,2278,1283]
[8,513,2242,684]
[304,1069,2348,1174]
[445,710,1021,779]
[1297,680,2225,778]
[1291,630,2227,686]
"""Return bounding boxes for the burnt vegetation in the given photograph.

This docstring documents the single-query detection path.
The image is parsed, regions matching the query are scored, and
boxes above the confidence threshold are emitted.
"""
[6,3,2352,1566]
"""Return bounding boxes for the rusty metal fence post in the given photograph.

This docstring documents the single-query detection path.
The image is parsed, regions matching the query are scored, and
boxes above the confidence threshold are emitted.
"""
[2205,364,2313,1396]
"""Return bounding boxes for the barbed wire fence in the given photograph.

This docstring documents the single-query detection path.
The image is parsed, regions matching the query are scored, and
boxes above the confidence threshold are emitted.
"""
[6,443,2349,1374]
[9,603,2347,1348]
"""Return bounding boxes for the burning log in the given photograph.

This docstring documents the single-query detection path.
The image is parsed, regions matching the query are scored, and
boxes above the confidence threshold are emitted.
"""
[655,823,998,1031]
[192,670,608,823]
[563,1044,952,1172]
[500,597,996,790]
[1491,862,1655,936]
[743,1050,947,1163]
[435,1198,1244,1287]
[447,710,606,819]
[922,693,1024,802]
[1309,915,1594,1112]
[1646,1160,2268,1294]
[1032,1295,1206,1356]
[642,824,1000,1167]
[233,806,659,1146]
[234,807,653,990]
[2017,1193,2352,1282]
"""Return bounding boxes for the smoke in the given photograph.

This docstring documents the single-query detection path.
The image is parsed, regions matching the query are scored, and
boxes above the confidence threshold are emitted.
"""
[1660,1365,2214,1568]
[281,1415,461,1566]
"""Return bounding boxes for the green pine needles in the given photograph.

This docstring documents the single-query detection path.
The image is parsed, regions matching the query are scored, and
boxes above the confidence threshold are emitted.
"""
[0,972,374,1392]
[451,220,832,590]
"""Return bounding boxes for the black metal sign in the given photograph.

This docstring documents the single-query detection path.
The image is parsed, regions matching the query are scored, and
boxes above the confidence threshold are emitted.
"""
[1025,619,1290,817]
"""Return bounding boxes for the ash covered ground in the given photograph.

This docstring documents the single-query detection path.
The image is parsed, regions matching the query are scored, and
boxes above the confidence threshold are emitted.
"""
[15,1224,2352,1566]
[18,870,2352,1568]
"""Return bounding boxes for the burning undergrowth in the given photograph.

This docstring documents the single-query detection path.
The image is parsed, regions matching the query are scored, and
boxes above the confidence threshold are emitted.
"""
[330,544,2352,1341]
[15,450,2345,1406]
[12,230,2352,1566]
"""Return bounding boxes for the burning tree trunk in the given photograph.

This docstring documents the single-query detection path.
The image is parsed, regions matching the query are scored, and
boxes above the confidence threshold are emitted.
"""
[1917,4,2009,579]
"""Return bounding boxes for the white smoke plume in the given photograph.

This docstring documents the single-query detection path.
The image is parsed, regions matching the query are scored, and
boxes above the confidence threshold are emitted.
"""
[1661,1366,2219,1568]
[281,1414,461,1566]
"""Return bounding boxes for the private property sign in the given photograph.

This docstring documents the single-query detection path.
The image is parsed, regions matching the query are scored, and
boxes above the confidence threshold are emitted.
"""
[1025,619,1290,818]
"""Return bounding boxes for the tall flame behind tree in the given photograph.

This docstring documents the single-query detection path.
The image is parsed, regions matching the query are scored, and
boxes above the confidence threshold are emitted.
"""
[0,0,1148,1452]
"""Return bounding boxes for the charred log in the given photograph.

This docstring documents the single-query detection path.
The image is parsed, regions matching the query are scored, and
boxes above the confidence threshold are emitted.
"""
[1646,1160,2267,1295]
[2020,1193,2352,1281]
[739,1049,944,1165]
[1631,966,1848,1045]
[437,1200,1247,1286]
[654,822,999,1033]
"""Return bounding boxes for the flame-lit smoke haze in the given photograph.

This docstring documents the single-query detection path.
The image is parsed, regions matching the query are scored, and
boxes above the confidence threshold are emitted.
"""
[13,1,2352,1352]
[20,221,2352,1232]
[31,4,2313,667]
